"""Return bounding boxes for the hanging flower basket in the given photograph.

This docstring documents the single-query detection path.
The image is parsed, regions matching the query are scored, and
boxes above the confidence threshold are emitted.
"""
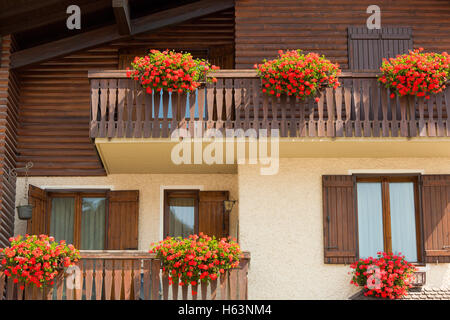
[379,48,450,99]
[349,252,416,299]
[0,234,80,290]
[126,49,220,95]
[150,233,241,296]
[16,204,33,220]
[254,49,341,102]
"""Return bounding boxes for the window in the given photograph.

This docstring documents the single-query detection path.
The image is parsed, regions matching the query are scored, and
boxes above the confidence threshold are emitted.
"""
[323,175,450,265]
[28,186,140,250]
[356,176,421,262]
[48,191,107,250]
[164,190,199,238]
[163,190,230,240]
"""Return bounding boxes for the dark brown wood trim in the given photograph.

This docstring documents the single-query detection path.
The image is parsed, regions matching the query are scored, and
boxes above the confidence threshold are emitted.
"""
[11,0,235,69]
[113,0,131,35]
[88,69,380,79]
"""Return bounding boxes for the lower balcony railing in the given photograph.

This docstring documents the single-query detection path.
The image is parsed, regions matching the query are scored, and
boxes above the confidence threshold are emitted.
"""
[0,251,250,300]
[89,70,450,139]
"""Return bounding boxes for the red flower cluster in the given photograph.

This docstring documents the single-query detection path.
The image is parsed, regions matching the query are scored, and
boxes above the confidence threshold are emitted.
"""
[350,252,416,299]
[379,48,450,99]
[255,49,341,101]
[0,234,80,289]
[150,233,241,295]
[127,49,219,94]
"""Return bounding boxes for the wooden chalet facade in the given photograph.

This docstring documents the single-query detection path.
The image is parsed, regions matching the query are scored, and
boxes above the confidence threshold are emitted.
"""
[0,0,449,300]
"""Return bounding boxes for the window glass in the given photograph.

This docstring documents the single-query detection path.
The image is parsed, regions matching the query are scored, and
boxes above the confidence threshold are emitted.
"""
[168,197,195,238]
[50,197,75,245]
[356,182,384,258]
[389,183,418,262]
[81,197,106,250]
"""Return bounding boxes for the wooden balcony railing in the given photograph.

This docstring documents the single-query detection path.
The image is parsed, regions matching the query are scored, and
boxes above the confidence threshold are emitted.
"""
[0,251,250,300]
[89,70,450,139]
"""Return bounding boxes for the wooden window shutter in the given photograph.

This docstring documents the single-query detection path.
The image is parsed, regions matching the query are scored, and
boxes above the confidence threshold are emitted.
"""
[421,175,450,263]
[106,190,139,250]
[26,185,48,235]
[322,176,357,264]
[198,191,229,239]
[348,26,412,71]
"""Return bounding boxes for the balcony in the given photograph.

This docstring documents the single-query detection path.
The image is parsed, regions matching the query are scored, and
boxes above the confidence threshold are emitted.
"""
[0,251,250,300]
[89,70,449,139]
[88,70,450,173]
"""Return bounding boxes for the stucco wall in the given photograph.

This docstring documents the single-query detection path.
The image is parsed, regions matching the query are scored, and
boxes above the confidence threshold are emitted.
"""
[14,174,238,250]
[238,158,450,299]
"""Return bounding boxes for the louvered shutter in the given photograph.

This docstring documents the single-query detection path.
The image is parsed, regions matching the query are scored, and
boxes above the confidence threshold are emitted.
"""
[26,185,48,235]
[199,191,229,239]
[348,26,413,71]
[421,175,450,263]
[322,176,357,264]
[106,190,139,250]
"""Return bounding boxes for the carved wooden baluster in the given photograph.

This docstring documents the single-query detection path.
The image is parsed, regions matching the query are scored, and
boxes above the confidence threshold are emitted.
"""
[149,259,161,300]
[225,79,233,130]
[252,79,260,133]
[117,79,126,137]
[326,88,335,137]
[427,95,436,136]
[90,79,100,137]
[280,95,287,137]
[317,92,325,136]
[216,78,224,132]
[334,87,343,137]
[380,87,389,137]
[372,83,380,137]
[143,90,152,137]
[353,80,362,137]
[99,79,108,138]
[344,82,353,137]
[234,79,242,130]
[436,93,444,136]
[408,95,417,137]
[308,98,316,137]
[125,80,134,138]
[107,79,117,138]
[134,86,143,138]
[362,80,371,137]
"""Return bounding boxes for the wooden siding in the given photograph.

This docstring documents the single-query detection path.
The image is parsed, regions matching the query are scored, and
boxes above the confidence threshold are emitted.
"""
[235,0,450,69]
[16,9,234,177]
[0,35,19,247]
[16,47,116,176]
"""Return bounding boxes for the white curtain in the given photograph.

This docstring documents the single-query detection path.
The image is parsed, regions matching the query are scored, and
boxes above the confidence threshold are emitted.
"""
[357,183,384,259]
[50,198,75,245]
[81,198,106,250]
[389,183,418,262]
[169,198,195,238]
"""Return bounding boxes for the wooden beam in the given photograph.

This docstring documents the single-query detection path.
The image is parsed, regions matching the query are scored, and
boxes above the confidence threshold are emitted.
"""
[112,0,131,35]
[11,0,234,69]
[0,0,111,36]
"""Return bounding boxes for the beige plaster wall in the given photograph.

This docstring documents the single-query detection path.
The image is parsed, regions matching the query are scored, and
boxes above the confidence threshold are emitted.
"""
[238,158,450,299]
[14,174,238,250]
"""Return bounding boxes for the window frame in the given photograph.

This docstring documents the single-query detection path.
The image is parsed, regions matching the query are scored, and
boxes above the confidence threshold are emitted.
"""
[46,190,108,249]
[354,174,423,263]
[163,189,199,239]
